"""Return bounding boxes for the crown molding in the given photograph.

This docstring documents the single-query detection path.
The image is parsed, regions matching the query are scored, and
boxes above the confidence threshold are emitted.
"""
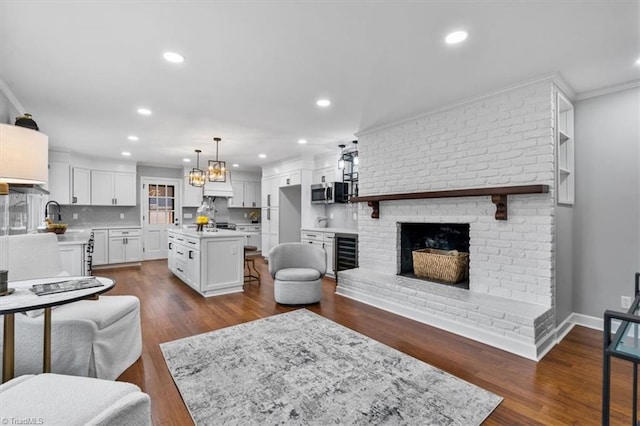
[574,79,640,102]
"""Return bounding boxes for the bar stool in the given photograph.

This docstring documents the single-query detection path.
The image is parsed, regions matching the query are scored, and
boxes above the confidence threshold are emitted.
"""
[244,245,261,284]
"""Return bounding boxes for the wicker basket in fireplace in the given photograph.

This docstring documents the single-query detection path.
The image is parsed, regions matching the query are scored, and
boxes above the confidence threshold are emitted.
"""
[412,248,469,284]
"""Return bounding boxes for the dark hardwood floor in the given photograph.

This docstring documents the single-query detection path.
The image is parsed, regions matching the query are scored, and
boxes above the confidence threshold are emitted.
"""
[98,259,633,425]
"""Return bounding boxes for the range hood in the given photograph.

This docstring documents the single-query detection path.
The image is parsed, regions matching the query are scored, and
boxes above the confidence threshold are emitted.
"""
[203,179,234,198]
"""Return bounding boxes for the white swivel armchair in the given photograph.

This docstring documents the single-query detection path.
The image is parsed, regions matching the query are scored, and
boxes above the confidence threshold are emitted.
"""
[269,242,327,304]
[0,233,142,381]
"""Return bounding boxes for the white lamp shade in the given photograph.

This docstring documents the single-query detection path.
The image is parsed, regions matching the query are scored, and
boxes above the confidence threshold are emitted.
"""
[0,124,48,184]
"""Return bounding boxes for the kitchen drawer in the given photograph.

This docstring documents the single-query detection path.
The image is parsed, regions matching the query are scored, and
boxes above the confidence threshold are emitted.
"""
[109,228,141,237]
[174,245,188,262]
[301,231,323,243]
[184,236,200,250]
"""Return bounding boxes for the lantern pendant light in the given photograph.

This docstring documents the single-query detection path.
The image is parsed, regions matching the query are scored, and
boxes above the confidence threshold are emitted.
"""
[189,149,206,187]
[208,137,227,182]
[338,144,346,169]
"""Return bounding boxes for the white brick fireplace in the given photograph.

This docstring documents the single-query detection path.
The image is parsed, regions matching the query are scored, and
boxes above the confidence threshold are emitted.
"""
[336,77,564,360]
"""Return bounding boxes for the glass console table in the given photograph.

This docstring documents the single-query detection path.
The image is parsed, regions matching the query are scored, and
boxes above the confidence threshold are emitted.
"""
[603,273,640,425]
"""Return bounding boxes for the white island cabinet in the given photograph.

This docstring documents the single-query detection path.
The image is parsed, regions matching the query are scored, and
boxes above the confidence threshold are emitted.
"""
[167,229,245,297]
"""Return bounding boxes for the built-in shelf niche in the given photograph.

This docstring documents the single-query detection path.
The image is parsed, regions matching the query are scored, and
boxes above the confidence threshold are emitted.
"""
[557,92,574,205]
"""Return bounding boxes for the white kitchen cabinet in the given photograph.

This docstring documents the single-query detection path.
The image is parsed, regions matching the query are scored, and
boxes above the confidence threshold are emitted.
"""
[59,243,85,276]
[168,230,245,297]
[167,232,177,273]
[229,180,261,208]
[312,166,338,185]
[108,228,142,263]
[261,207,279,256]
[278,171,301,188]
[71,167,91,205]
[92,229,109,266]
[237,224,261,251]
[91,171,136,206]
[262,176,279,207]
[244,182,260,208]
[48,161,71,204]
[301,230,335,278]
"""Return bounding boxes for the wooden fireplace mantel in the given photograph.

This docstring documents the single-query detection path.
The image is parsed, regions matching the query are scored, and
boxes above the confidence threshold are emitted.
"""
[350,184,550,221]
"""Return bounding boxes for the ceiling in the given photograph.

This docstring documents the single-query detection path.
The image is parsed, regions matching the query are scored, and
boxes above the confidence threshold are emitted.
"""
[1,1,638,172]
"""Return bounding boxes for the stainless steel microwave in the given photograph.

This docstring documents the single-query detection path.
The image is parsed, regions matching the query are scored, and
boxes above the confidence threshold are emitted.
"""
[311,182,348,204]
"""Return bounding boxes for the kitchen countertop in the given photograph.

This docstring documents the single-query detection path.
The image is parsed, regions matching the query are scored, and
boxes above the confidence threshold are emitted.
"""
[169,229,246,239]
[73,225,142,230]
[301,227,358,234]
[55,229,92,245]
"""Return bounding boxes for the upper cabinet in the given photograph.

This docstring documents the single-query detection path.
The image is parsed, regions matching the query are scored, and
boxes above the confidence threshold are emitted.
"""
[48,151,136,206]
[556,92,574,205]
[228,180,261,208]
[72,167,91,205]
[278,171,301,188]
[48,161,71,204]
[91,171,136,206]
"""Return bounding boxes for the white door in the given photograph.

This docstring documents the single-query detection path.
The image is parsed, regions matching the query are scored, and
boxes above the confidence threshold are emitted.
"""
[141,177,181,260]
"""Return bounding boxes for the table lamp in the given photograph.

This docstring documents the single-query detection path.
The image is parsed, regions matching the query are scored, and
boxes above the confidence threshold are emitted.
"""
[0,123,49,290]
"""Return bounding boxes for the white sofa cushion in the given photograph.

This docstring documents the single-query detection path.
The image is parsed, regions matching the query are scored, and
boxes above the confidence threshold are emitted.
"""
[275,267,321,281]
[0,374,151,426]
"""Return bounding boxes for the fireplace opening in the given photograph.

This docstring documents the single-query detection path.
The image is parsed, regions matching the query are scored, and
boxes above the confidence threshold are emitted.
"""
[398,223,470,289]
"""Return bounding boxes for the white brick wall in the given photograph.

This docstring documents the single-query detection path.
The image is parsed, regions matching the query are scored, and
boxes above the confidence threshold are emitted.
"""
[356,80,556,307]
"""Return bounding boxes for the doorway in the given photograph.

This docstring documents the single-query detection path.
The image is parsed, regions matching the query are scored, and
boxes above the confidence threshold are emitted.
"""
[141,177,181,260]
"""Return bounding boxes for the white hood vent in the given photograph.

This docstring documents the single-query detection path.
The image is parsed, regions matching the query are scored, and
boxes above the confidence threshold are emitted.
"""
[203,174,234,198]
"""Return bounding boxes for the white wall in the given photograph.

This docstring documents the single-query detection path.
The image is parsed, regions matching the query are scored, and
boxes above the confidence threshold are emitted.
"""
[573,86,640,316]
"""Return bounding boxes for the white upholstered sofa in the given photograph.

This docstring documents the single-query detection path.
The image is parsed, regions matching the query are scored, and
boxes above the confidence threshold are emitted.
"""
[0,373,151,425]
[0,233,142,381]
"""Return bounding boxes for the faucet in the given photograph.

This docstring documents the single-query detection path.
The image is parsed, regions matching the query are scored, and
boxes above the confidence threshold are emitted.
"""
[45,200,62,222]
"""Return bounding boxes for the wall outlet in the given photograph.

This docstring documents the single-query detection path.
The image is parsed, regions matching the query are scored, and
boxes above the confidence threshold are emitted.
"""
[120,213,125,219]
[72,213,78,220]
[622,296,632,309]
[244,213,248,218]
[353,212,357,220]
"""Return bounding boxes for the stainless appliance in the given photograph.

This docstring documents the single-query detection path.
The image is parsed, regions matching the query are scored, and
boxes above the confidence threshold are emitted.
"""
[311,182,348,204]
[334,233,358,282]
[215,222,236,230]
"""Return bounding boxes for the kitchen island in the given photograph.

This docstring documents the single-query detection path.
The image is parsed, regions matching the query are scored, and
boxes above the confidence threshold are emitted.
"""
[167,229,245,297]
[56,229,92,276]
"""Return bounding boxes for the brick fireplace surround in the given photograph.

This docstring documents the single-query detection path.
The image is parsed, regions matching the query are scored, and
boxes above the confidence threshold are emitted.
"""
[336,77,563,360]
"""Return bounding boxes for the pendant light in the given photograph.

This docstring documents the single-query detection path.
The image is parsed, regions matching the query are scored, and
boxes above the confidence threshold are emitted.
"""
[208,137,227,182]
[338,144,346,169]
[189,149,206,187]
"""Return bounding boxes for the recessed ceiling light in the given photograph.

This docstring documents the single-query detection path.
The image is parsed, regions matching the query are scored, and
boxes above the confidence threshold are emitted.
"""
[163,51,185,63]
[122,151,131,156]
[127,135,139,141]
[259,154,267,159]
[183,158,191,163]
[137,108,152,116]
[316,99,331,107]
[635,57,640,66]
[445,30,468,45]
[232,163,239,168]
[298,139,307,144]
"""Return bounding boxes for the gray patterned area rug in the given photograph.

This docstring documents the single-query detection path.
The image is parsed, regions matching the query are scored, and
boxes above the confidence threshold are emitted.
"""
[160,309,502,425]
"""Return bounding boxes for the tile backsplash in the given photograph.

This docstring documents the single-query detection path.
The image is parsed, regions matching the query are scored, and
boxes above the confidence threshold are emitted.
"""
[63,205,140,228]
